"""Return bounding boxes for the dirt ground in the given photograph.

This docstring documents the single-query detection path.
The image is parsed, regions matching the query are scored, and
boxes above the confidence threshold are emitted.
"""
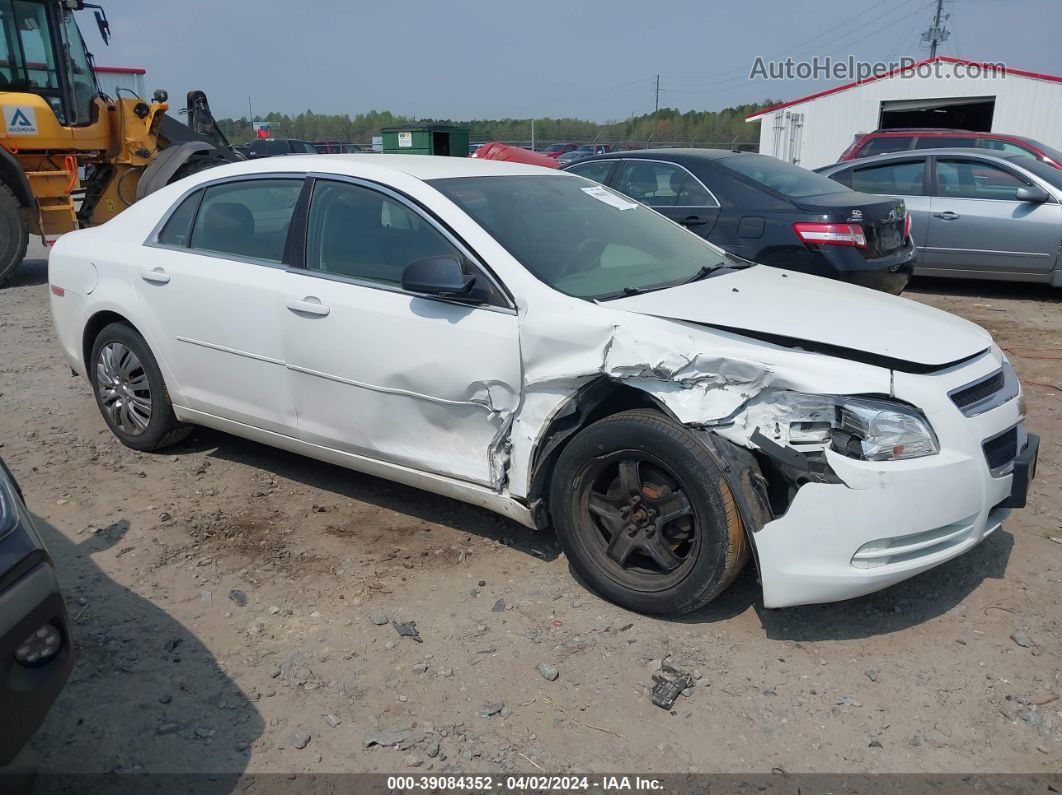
[1,241,1059,777]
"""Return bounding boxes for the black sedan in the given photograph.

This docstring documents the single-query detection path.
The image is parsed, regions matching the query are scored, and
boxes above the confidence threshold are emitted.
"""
[565,149,915,293]
[0,458,73,767]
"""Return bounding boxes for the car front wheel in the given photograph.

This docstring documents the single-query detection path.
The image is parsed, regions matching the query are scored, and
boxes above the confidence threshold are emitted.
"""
[89,323,191,451]
[550,409,749,615]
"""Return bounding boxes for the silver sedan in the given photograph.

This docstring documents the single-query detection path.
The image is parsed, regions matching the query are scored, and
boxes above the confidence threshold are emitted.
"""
[818,148,1062,286]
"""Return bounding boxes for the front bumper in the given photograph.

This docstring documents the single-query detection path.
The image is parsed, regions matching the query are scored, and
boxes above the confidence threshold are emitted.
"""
[0,463,73,766]
[752,351,1032,608]
[0,561,73,765]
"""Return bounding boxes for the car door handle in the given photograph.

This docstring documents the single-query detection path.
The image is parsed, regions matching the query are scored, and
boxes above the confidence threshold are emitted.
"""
[933,211,960,220]
[680,215,707,226]
[286,298,330,317]
[140,268,170,284]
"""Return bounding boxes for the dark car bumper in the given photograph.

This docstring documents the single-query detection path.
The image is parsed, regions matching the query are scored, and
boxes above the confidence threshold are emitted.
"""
[0,467,73,766]
[819,238,916,295]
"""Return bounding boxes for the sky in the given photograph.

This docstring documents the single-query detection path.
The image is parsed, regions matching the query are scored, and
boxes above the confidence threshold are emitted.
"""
[82,0,1062,122]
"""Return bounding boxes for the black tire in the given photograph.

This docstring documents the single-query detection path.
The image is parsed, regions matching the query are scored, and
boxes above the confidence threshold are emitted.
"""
[550,409,748,615]
[0,183,29,287]
[88,323,191,451]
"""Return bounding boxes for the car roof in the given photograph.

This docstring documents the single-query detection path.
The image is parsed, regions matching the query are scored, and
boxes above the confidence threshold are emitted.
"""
[821,147,1032,170]
[571,148,739,163]
[183,153,562,183]
[864,128,978,135]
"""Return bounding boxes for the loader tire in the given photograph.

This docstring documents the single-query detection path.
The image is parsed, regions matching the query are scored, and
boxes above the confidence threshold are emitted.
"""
[0,183,29,288]
[169,155,228,185]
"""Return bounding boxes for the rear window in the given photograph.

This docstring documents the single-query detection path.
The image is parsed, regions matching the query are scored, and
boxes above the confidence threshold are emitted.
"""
[857,136,914,157]
[717,154,849,199]
[251,140,290,155]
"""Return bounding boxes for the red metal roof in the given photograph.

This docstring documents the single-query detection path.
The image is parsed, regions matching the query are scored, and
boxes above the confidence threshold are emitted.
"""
[93,66,146,75]
[746,57,1062,121]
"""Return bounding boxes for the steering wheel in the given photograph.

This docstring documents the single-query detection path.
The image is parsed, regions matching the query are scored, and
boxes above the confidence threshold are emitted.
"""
[553,237,607,280]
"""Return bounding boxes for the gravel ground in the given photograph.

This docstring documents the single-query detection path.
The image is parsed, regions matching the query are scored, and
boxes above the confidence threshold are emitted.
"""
[2,242,1059,776]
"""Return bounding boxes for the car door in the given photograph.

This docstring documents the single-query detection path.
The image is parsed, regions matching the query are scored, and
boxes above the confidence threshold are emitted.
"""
[137,176,304,433]
[281,177,521,487]
[611,159,720,234]
[925,157,1061,275]
[843,157,931,255]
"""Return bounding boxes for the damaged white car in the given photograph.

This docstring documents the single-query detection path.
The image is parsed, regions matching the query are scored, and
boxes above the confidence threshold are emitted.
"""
[48,155,1038,614]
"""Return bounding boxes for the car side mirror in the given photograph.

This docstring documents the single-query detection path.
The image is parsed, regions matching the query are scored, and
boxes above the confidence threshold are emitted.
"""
[1016,186,1049,203]
[401,256,487,302]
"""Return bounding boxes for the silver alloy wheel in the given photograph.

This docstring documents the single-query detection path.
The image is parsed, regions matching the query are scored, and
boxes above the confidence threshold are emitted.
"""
[96,342,152,435]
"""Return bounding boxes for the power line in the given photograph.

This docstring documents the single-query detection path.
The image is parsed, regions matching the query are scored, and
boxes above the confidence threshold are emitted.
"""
[660,0,927,96]
[920,0,950,57]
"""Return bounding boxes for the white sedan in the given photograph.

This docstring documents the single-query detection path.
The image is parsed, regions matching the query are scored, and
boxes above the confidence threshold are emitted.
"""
[48,155,1036,614]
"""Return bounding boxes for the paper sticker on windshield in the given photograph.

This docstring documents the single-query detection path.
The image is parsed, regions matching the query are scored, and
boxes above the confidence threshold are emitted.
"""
[581,185,638,211]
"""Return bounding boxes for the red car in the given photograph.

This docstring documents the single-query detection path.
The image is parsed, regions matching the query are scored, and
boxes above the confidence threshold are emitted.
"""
[540,143,578,159]
[839,129,1062,169]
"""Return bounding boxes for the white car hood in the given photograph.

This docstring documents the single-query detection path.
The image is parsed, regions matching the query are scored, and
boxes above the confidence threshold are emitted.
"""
[607,266,991,369]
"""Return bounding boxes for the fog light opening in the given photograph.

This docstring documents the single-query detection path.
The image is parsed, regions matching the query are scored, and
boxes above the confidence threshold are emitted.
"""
[14,623,62,666]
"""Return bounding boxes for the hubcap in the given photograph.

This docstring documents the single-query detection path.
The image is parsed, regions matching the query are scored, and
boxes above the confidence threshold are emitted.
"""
[581,454,697,590]
[96,342,152,435]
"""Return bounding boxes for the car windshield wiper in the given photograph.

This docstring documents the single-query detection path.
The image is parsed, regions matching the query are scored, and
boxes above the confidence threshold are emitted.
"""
[593,262,729,301]
[681,262,726,284]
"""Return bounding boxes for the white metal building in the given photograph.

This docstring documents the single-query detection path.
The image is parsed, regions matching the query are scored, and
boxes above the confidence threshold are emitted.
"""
[93,65,147,100]
[746,57,1062,169]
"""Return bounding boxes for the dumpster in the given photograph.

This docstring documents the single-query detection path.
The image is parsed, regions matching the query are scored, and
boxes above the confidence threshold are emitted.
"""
[381,123,469,157]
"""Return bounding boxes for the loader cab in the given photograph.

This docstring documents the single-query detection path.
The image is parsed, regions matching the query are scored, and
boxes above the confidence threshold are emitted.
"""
[0,0,100,126]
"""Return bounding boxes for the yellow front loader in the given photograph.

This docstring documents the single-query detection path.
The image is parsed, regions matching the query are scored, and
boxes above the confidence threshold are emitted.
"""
[1,0,239,284]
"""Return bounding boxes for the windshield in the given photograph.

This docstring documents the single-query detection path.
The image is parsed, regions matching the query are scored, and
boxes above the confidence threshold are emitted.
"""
[59,7,97,124]
[429,174,729,300]
[542,144,567,153]
[718,153,851,199]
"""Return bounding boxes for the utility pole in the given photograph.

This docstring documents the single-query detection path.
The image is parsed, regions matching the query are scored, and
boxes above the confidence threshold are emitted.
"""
[921,0,950,58]
[248,96,253,121]
[531,118,535,151]
[654,74,660,113]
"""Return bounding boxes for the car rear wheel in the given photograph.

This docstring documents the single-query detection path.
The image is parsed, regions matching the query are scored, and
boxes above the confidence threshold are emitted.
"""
[550,409,749,615]
[0,184,29,288]
[89,323,191,451]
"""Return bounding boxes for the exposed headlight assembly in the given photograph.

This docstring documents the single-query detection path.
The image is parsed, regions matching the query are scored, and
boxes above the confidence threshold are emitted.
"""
[767,394,939,462]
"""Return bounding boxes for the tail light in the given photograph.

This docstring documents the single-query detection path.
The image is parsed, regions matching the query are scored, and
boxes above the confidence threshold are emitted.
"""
[903,212,912,241]
[793,222,866,248]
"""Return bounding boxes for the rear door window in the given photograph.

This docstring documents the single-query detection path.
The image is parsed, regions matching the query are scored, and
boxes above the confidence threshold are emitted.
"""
[189,179,304,262]
[157,189,203,247]
[914,136,974,149]
[856,136,914,157]
[849,160,926,195]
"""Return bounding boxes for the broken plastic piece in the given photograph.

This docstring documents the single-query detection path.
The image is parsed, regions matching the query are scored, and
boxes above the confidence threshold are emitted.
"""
[392,620,422,642]
[650,671,694,709]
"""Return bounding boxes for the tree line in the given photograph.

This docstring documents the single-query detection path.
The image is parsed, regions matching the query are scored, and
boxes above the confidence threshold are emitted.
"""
[215,102,778,147]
